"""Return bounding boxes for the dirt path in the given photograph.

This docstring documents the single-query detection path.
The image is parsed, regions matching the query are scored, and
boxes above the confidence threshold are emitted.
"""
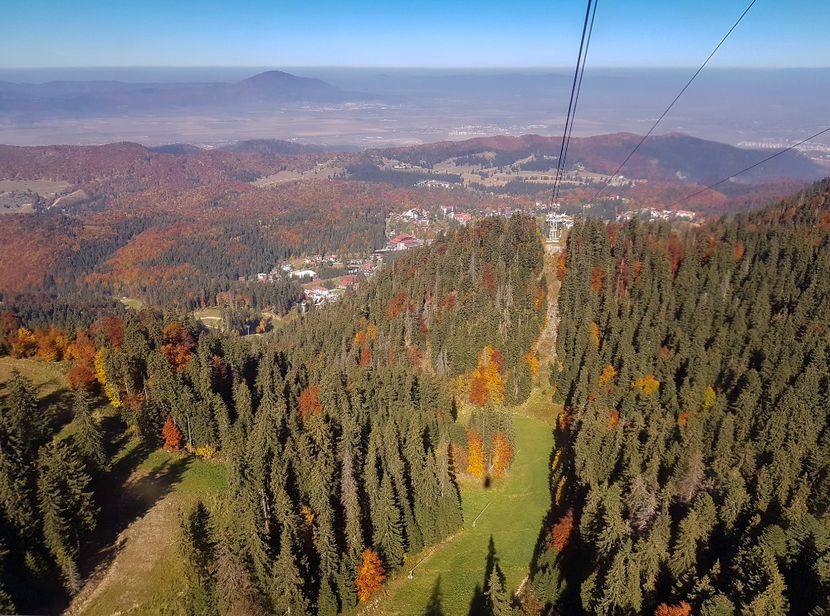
[66,493,181,616]
[536,241,563,368]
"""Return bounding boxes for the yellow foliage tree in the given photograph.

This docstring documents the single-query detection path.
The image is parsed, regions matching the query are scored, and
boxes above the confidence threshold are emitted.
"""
[589,322,600,349]
[95,347,121,407]
[467,430,486,479]
[11,327,38,358]
[703,385,716,410]
[632,374,660,396]
[469,345,505,406]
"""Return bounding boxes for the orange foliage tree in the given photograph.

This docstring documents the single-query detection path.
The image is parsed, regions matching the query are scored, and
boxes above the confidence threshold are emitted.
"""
[598,364,616,388]
[162,415,184,450]
[466,430,486,479]
[491,432,514,479]
[34,326,69,362]
[298,385,323,421]
[468,346,505,406]
[655,601,692,616]
[556,251,567,281]
[66,330,98,391]
[355,548,385,602]
[523,351,540,376]
[160,321,195,370]
[548,508,574,552]
[589,322,600,350]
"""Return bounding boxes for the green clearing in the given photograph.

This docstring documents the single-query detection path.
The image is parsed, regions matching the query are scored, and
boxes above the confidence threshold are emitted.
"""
[0,356,68,399]
[193,306,224,330]
[374,407,555,616]
[119,296,146,310]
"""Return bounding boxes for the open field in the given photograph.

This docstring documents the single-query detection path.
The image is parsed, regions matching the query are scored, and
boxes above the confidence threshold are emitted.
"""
[0,356,68,399]
[119,296,147,310]
[0,179,72,194]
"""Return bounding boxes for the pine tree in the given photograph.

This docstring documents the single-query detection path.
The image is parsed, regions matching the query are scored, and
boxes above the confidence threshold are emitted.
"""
[270,528,307,616]
[72,390,107,469]
[371,472,405,570]
[486,563,512,616]
[37,441,98,594]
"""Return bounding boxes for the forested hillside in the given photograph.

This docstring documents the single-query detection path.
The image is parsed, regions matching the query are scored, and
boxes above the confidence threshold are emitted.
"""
[0,215,546,614]
[0,142,517,328]
[530,179,830,614]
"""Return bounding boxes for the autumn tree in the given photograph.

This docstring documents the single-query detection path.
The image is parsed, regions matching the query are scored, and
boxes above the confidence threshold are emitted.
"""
[162,415,184,450]
[355,548,385,603]
[467,430,486,479]
[547,508,574,552]
[10,328,37,358]
[298,385,323,422]
[160,321,195,370]
[490,432,514,479]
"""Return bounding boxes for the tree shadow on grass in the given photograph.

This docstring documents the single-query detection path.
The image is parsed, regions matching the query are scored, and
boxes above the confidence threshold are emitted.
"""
[468,535,499,615]
[424,576,446,616]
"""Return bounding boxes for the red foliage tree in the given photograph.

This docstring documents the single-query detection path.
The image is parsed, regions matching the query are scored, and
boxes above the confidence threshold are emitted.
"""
[67,330,98,391]
[385,291,408,319]
[355,548,386,602]
[548,508,574,552]
[469,373,489,406]
[162,415,184,450]
[94,315,125,348]
[298,385,323,421]
[483,262,495,290]
[68,364,97,391]
[591,265,605,293]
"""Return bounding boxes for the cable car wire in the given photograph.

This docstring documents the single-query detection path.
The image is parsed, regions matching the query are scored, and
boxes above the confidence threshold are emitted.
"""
[667,126,830,208]
[585,0,759,205]
[551,0,598,207]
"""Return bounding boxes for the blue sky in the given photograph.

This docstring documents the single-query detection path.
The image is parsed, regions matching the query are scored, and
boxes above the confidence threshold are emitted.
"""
[2,0,828,68]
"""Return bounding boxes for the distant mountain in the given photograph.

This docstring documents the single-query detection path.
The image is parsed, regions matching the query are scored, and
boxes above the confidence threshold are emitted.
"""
[378,133,826,184]
[148,143,203,155]
[0,70,372,117]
